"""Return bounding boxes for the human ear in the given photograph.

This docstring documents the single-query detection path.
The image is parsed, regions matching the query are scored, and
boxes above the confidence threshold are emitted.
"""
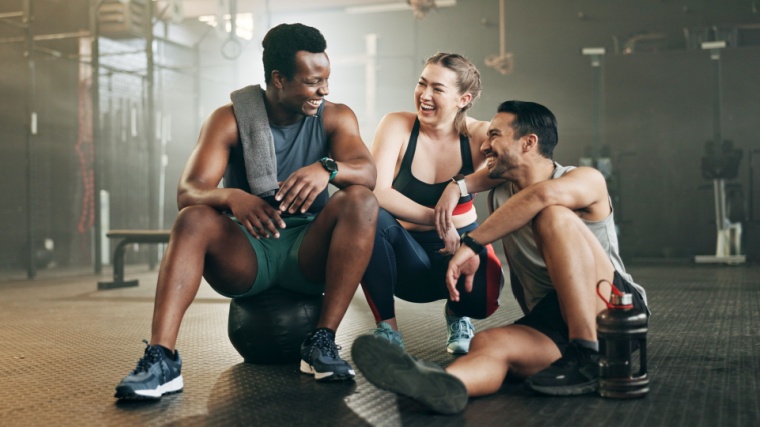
[458,92,473,109]
[271,71,285,89]
[523,134,539,151]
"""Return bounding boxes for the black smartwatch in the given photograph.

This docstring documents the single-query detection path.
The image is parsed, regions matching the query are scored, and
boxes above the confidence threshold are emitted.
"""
[320,157,338,181]
[460,232,485,254]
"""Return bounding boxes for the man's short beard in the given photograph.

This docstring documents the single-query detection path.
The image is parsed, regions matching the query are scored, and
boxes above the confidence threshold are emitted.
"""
[488,168,504,180]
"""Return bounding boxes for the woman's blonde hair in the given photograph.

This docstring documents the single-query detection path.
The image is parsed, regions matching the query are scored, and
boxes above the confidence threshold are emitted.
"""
[424,52,482,137]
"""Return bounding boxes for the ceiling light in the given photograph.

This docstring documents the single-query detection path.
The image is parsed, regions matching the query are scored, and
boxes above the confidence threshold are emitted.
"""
[346,0,456,16]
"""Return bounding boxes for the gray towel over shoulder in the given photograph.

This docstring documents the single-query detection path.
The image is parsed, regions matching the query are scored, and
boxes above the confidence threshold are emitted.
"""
[230,84,279,197]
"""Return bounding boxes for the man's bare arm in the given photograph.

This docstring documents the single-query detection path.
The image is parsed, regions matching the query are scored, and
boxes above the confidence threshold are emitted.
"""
[275,101,377,214]
[178,104,285,237]
[322,102,376,189]
[468,167,610,245]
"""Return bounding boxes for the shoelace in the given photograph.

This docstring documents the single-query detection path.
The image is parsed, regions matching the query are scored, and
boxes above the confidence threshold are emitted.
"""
[132,339,163,374]
[369,326,392,335]
[311,331,340,359]
[449,319,474,339]
[371,327,402,342]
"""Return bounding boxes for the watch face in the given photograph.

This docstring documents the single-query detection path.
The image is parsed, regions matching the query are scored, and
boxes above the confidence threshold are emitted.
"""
[322,158,337,172]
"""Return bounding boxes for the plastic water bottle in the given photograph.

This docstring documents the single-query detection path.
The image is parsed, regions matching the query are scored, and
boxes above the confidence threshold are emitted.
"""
[596,281,649,398]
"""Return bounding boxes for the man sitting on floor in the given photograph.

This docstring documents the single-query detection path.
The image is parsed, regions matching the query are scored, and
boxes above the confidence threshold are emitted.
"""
[351,100,648,414]
[115,23,378,400]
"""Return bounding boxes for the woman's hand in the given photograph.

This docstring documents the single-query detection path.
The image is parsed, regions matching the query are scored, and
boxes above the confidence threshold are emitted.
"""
[439,221,461,255]
[435,181,461,239]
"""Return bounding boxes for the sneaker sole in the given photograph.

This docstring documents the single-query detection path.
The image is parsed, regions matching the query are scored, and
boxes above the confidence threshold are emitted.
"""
[115,375,184,400]
[299,360,355,382]
[446,344,470,355]
[524,379,598,396]
[351,335,468,415]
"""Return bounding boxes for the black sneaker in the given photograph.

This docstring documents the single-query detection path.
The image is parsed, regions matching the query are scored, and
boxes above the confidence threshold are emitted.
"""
[524,340,599,396]
[300,329,355,381]
[114,340,184,400]
[351,335,468,415]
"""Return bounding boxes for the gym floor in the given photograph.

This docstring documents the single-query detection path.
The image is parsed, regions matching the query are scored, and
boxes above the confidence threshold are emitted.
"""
[1,262,758,426]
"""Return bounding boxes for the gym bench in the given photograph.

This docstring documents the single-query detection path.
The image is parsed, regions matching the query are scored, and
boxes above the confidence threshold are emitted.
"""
[97,230,171,290]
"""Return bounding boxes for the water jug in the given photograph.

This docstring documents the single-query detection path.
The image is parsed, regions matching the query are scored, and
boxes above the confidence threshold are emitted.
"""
[596,280,649,398]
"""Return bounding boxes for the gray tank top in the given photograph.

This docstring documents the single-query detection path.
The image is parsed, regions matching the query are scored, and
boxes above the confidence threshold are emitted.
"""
[491,163,647,312]
[224,101,330,213]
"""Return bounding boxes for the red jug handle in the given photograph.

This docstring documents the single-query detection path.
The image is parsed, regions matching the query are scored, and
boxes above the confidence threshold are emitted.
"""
[597,279,624,309]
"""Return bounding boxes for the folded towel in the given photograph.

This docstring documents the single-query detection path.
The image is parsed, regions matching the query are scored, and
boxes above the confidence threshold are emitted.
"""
[230,85,279,197]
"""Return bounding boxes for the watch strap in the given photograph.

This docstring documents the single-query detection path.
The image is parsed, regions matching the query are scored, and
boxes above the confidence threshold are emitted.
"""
[460,232,485,254]
[320,157,338,181]
[452,174,469,197]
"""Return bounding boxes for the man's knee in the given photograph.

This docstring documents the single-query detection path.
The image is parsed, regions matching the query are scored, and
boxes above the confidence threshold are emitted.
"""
[330,186,379,221]
[470,330,493,351]
[469,328,508,355]
[532,205,577,240]
[472,326,559,378]
[173,205,226,236]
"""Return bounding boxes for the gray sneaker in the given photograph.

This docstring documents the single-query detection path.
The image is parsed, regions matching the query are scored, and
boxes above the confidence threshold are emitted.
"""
[351,335,468,415]
[115,340,184,400]
[445,306,474,354]
[299,329,355,381]
[371,321,405,348]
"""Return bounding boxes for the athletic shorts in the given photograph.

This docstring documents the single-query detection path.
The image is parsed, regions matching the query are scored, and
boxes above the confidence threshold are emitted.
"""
[217,214,325,298]
[514,270,647,354]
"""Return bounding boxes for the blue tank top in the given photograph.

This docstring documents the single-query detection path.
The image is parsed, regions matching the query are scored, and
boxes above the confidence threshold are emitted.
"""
[224,101,330,214]
[392,118,474,207]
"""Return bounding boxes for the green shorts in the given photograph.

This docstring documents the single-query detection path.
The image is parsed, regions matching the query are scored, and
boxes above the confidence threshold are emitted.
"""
[220,214,325,298]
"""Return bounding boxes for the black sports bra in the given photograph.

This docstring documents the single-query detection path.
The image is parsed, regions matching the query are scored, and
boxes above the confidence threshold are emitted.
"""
[392,118,475,207]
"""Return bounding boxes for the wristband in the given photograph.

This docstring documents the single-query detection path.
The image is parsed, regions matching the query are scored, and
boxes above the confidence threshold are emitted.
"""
[320,157,338,181]
[452,174,469,197]
[460,232,485,254]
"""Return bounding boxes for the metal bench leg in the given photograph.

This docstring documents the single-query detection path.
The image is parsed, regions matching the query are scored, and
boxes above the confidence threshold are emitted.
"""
[98,240,139,290]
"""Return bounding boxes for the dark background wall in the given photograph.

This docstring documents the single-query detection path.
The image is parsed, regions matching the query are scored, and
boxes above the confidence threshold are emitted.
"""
[1,0,758,278]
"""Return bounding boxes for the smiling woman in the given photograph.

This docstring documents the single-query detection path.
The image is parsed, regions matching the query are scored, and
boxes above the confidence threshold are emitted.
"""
[358,52,505,355]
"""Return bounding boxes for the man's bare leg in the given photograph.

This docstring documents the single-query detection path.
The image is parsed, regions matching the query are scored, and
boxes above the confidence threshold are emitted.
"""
[446,325,561,396]
[116,205,259,400]
[532,205,615,342]
[150,204,259,350]
[522,205,616,395]
[297,186,378,381]
[298,186,378,331]
[350,322,559,414]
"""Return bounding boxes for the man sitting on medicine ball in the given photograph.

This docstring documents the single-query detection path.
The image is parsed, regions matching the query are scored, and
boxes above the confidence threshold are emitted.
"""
[114,23,378,400]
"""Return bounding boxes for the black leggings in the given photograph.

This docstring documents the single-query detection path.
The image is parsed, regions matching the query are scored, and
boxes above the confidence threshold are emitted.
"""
[360,208,504,322]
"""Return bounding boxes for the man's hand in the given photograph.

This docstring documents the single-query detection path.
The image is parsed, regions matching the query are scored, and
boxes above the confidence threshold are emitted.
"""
[446,246,481,302]
[229,192,286,239]
[275,162,330,214]
[435,181,461,239]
